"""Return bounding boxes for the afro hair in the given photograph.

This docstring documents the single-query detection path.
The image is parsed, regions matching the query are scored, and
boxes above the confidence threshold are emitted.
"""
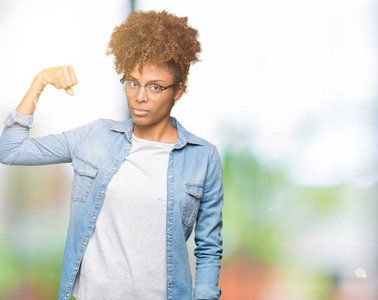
[106,10,201,91]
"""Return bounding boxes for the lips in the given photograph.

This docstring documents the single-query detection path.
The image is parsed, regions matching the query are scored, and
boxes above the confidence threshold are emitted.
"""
[131,107,149,116]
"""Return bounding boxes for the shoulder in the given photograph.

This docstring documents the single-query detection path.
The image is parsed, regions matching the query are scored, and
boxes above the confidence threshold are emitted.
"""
[174,118,219,158]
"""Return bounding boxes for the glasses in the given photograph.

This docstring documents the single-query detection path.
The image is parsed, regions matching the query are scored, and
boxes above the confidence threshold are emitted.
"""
[121,79,179,100]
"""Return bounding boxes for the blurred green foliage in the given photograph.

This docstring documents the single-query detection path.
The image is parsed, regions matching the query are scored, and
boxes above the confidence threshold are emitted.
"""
[0,165,68,299]
[0,236,62,298]
[221,146,342,265]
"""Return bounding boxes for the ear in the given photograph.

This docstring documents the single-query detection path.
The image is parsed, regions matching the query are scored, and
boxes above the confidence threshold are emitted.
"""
[173,82,185,101]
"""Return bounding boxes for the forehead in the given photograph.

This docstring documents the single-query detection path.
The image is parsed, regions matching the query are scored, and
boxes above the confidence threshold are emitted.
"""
[129,64,174,83]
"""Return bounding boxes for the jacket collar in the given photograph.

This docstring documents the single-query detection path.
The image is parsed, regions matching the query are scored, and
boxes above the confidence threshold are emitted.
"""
[109,117,203,148]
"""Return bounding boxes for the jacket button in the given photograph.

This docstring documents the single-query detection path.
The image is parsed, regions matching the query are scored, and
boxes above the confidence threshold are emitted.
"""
[168,284,171,288]
[127,146,130,150]
[101,191,104,194]
[167,229,171,233]
[197,193,200,197]
[169,201,172,205]
[75,267,78,271]
[66,294,70,297]
[79,169,83,173]
[93,216,96,220]
[112,167,116,171]
[84,242,87,246]
[168,256,171,260]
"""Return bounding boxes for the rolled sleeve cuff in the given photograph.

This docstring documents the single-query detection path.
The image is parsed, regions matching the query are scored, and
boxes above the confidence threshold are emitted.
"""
[4,111,34,128]
[194,285,221,300]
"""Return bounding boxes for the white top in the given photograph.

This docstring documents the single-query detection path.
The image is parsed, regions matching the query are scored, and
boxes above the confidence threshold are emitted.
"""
[72,133,174,300]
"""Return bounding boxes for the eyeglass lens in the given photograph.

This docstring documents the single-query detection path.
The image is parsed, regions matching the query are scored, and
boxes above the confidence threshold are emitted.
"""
[124,81,162,100]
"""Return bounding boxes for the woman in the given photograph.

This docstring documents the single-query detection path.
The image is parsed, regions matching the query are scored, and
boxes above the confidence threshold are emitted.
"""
[0,11,223,300]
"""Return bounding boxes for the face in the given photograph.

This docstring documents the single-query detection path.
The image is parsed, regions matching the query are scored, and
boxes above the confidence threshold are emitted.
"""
[125,64,184,128]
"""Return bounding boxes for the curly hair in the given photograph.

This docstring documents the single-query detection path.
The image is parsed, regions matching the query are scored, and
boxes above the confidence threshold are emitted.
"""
[106,10,201,91]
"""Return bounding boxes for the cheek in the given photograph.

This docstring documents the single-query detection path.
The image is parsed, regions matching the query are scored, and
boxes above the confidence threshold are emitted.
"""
[126,96,134,109]
[160,99,175,112]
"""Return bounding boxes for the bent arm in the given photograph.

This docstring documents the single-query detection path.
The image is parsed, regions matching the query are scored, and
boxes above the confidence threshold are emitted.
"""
[0,111,98,166]
[193,146,224,300]
[0,66,79,165]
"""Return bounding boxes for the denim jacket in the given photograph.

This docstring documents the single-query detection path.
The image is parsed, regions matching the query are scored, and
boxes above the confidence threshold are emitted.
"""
[0,111,223,300]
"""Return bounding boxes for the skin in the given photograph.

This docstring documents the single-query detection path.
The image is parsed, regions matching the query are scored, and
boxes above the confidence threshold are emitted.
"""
[126,64,184,143]
[16,66,77,116]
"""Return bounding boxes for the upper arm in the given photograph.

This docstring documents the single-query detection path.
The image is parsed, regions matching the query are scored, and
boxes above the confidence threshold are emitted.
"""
[194,146,224,257]
[0,111,98,165]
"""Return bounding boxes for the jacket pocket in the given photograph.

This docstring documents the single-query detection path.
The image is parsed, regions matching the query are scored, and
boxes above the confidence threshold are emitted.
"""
[71,156,99,202]
[182,183,204,227]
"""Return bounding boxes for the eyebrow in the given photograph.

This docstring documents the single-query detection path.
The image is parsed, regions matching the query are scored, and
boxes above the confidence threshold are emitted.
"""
[127,75,168,85]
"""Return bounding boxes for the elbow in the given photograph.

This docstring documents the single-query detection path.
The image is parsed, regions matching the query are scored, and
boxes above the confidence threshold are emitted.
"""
[0,153,13,165]
[0,144,15,165]
[0,135,20,165]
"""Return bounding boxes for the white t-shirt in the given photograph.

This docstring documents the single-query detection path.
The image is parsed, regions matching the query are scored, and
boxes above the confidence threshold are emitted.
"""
[72,133,174,300]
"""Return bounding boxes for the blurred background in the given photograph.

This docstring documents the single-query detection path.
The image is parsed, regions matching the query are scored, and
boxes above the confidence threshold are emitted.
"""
[0,0,377,299]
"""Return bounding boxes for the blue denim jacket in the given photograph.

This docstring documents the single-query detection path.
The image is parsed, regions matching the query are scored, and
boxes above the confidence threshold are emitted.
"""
[0,111,223,300]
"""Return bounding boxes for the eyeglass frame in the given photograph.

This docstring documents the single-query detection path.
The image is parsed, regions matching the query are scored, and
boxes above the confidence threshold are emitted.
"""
[120,78,180,100]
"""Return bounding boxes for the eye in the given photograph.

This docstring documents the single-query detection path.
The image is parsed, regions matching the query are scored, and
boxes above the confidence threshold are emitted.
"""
[127,81,139,89]
[147,84,162,93]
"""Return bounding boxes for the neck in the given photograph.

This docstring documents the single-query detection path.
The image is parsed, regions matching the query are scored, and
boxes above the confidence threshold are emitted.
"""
[133,118,178,144]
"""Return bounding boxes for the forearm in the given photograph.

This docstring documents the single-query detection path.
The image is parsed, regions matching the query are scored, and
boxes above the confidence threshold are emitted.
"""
[16,66,77,116]
[16,77,45,115]
[194,235,222,300]
[0,66,79,165]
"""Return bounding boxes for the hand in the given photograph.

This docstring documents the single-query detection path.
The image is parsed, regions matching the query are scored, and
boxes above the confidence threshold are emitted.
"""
[32,66,78,96]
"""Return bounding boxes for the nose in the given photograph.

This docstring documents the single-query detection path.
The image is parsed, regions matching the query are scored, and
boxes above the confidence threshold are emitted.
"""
[135,85,148,103]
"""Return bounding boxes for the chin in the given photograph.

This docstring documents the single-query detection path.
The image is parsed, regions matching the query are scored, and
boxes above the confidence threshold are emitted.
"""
[131,115,151,126]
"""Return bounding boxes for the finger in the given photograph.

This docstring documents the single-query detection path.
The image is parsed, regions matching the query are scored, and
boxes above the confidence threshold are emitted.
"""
[60,69,69,90]
[63,66,74,88]
[52,69,63,88]
[68,66,78,85]
[65,87,75,96]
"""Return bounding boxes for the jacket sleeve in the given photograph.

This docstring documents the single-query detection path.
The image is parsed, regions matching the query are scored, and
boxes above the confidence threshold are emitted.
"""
[0,110,97,166]
[193,145,224,300]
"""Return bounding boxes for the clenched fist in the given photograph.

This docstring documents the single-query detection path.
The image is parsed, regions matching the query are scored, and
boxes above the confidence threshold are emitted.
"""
[32,66,78,96]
